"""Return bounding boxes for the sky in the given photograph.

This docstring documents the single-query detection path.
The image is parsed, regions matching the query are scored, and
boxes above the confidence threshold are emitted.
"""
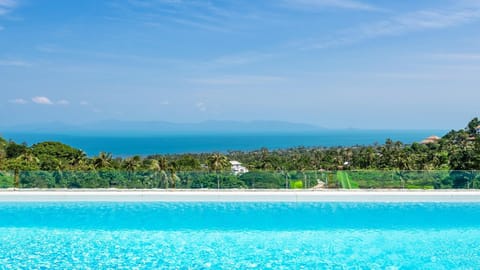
[1,0,480,130]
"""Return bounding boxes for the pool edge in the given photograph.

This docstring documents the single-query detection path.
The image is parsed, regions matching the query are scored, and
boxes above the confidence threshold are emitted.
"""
[0,190,479,202]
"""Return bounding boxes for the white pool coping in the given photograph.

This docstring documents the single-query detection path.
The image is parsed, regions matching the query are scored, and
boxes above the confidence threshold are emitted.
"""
[0,190,479,202]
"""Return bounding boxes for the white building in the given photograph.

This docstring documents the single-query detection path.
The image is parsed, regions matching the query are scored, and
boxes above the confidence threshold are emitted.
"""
[230,161,249,175]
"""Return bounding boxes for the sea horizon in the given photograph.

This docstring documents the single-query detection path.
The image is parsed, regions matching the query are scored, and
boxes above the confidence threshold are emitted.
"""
[2,129,447,157]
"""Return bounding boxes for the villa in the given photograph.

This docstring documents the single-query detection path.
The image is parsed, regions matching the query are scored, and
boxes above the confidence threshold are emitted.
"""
[230,161,249,175]
[421,135,441,144]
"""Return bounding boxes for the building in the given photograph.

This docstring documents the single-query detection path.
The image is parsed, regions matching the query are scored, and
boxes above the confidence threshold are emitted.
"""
[230,161,249,175]
[476,125,480,134]
[420,135,441,144]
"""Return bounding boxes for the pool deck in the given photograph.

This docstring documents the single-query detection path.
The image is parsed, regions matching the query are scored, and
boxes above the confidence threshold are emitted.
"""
[0,190,480,202]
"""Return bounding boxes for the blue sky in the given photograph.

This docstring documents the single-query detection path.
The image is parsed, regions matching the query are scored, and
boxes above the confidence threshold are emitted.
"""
[1,0,479,129]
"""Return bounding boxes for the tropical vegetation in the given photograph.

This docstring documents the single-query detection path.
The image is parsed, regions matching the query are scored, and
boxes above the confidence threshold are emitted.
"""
[0,118,479,189]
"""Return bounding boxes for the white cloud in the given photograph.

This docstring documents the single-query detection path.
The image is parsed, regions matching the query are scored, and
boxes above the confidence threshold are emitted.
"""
[195,102,207,112]
[283,0,381,11]
[0,60,32,67]
[57,99,70,105]
[80,101,89,106]
[160,100,170,105]
[8,98,27,104]
[32,96,53,105]
[0,26,3,31]
[303,4,480,49]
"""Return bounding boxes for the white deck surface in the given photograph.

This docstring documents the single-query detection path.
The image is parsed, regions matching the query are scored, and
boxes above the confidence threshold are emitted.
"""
[0,190,480,202]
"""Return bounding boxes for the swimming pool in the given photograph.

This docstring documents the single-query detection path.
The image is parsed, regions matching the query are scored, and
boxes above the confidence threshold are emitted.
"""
[1,201,480,268]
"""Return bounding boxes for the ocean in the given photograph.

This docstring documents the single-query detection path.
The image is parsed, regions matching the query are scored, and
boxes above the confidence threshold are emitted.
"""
[1,130,446,156]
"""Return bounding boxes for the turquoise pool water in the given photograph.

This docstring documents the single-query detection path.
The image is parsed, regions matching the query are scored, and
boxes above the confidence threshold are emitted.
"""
[1,202,480,269]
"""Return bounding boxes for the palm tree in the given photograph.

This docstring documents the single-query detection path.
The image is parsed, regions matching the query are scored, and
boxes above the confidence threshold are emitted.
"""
[160,170,169,189]
[207,153,229,189]
[69,151,87,169]
[467,117,480,136]
[123,156,140,184]
[157,157,168,170]
[150,156,170,188]
[0,139,6,170]
[257,148,274,170]
[93,152,112,170]
[148,159,160,171]
[168,161,179,189]
[0,149,6,170]
[147,159,160,188]
[11,150,39,188]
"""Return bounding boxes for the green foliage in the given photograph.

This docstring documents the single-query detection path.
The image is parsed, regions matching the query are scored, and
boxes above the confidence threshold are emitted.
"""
[176,155,201,171]
[0,117,480,189]
[0,136,7,160]
[32,141,84,161]
[291,180,303,189]
[93,152,113,170]
[239,171,283,189]
[5,142,28,159]
[189,172,246,189]
[467,117,480,135]
[206,153,229,171]
[0,171,13,188]
[0,136,6,146]
[19,171,55,188]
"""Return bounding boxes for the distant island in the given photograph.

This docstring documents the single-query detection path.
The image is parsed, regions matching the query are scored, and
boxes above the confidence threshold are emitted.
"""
[0,118,479,189]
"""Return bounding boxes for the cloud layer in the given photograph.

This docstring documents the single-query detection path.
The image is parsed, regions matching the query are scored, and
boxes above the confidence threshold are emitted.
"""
[0,60,32,67]
[302,3,480,49]
[0,0,17,16]
[283,0,381,11]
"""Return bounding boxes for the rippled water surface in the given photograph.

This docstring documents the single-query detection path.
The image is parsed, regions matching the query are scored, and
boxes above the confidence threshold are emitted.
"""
[1,202,480,269]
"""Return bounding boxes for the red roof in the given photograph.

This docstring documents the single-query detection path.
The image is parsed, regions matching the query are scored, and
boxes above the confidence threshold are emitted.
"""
[421,135,441,144]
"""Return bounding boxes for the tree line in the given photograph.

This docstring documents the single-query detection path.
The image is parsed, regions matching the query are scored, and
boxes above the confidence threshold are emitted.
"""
[0,118,479,189]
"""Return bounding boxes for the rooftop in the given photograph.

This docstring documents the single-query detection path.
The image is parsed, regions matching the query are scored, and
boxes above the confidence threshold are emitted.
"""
[421,135,441,144]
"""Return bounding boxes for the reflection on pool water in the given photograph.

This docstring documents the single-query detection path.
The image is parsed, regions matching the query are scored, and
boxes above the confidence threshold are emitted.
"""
[1,202,479,268]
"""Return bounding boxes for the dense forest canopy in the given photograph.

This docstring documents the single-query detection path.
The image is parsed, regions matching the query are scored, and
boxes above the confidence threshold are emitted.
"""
[0,118,479,189]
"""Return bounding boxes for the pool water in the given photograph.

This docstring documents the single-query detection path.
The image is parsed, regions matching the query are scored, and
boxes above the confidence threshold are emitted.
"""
[1,202,480,269]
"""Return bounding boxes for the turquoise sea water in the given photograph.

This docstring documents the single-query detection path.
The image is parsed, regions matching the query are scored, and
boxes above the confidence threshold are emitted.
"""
[3,130,445,156]
[1,202,480,269]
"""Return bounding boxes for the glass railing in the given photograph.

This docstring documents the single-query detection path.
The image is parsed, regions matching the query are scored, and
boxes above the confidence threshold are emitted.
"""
[1,170,480,189]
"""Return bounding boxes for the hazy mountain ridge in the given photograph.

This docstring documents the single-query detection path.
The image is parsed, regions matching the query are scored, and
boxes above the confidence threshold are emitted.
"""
[0,120,325,134]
